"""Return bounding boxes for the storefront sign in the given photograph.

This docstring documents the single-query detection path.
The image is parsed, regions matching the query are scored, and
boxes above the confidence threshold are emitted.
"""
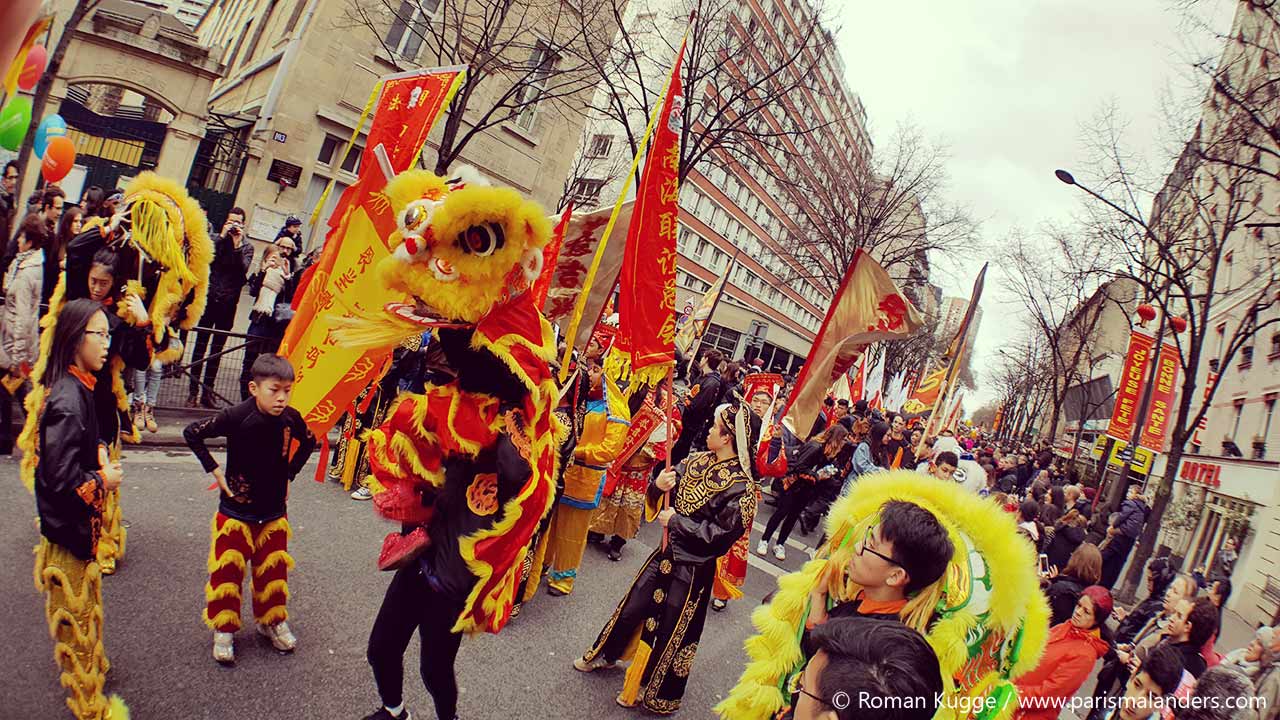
[1107,330,1156,441]
[1091,437,1155,475]
[1139,342,1180,452]
[1179,459,1222,488]
[1190,371,1218,447]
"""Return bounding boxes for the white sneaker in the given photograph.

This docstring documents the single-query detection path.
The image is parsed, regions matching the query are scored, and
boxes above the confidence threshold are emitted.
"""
[755,539,769,556]
[258,620,297,652]
[773,544,786,561]
[212,631,234,664]
[351,486,373,501]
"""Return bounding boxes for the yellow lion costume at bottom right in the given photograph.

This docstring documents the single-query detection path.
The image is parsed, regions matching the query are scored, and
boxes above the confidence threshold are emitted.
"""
[717,470,1051,720]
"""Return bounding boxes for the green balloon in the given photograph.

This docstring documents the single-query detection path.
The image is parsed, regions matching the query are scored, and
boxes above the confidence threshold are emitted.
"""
[0,96,33,151]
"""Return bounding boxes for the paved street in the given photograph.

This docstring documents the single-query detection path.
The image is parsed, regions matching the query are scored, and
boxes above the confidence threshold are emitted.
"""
[1,448,801,720]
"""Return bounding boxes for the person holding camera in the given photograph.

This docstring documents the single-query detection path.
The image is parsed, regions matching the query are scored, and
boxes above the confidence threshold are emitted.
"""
[188,208,253,408]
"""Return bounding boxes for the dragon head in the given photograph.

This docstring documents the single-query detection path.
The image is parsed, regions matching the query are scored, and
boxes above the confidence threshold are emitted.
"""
[378,168,551,327]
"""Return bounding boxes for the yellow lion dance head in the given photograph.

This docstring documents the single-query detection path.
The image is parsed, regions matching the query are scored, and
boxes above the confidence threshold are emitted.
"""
[380,168,550,326]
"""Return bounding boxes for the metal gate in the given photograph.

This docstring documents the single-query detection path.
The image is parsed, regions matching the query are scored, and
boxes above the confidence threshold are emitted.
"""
[186,113,250,231]
[59,88,165,193]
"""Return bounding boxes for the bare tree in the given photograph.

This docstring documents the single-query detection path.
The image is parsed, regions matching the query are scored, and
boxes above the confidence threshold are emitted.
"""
[1003,233,1136,443]
[992,331,1056,443]
[1066,93,1280,601]
[880,312,945,385]
[780,124,978,296]
[339,0,613,176]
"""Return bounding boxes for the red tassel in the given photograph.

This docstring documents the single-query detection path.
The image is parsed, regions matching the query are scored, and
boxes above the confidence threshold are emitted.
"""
[313,435,330,483]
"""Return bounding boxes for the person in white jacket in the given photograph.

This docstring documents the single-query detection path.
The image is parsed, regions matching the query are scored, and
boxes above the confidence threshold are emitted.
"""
[0,214,46,454]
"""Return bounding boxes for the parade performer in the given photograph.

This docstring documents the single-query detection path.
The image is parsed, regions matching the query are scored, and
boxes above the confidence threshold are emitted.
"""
[543,359,629,595]
[716,470,1051,720]
[19,172,212,576]
[588,383,675,562]
[183,354,316,664]
[31,299,129,720]
[333,169,560,720]
[711,374,776,611]
[574,403,758,714]
[514,366,589,616]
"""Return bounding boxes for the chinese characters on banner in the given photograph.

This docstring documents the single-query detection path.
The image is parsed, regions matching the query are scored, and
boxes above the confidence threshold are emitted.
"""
[674,273,725,355]
[1106,330,1156,442]
[542,201,634,348]
[1139,342,1180,452]
[1191,371,1219,447]
[617,36,688,384]
[281,66,465,437]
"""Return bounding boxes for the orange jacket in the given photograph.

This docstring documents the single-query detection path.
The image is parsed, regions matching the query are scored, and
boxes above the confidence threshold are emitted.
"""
[1014,622,1109,720]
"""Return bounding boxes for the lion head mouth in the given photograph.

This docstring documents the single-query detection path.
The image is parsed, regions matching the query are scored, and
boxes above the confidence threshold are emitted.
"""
[383,295,471,329]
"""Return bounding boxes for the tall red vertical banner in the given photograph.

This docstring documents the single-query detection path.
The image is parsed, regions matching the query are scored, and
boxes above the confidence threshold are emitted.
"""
[1139,342,1180,452]
[1106,330,1156,442]
[617,36,686,385]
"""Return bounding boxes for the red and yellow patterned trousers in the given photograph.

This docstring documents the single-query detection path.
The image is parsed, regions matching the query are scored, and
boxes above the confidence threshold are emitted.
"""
[203,513,292,632]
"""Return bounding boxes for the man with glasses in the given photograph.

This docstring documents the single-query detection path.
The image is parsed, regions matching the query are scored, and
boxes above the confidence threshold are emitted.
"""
[805,500,954,628]
[1,160,18,242]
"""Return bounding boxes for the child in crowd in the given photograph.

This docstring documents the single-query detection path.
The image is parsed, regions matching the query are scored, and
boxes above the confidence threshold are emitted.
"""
[184,354,316,664]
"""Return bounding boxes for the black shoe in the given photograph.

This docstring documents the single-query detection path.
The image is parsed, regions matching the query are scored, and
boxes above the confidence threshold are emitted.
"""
[711,599,727,612]
[362,708,411,720]
[587,531,605,545]
[607,547,622,562]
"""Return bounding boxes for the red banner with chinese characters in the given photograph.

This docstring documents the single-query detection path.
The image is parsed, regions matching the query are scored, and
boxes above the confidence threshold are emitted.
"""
[1106,330,1156,442]
[1139,342,1180,452]
[617,37,686,385]
[280,66,464,437]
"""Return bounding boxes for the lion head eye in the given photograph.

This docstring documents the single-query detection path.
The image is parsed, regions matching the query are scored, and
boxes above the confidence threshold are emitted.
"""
[402,205,427,232]
[457,223,505,257]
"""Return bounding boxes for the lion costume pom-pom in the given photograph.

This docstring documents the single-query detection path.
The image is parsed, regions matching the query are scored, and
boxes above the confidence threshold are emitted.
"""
[341,168,564,636]
[715,470,1050,720]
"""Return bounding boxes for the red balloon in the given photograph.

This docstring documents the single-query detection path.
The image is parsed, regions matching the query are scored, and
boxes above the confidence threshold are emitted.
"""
[41,135,76,183]
[18,44,46,91]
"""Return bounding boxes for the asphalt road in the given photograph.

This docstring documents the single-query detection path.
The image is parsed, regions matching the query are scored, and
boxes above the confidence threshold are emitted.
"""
[0,448,817,720]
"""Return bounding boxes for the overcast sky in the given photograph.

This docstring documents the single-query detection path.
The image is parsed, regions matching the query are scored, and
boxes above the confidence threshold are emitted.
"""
[832,0,1238,412]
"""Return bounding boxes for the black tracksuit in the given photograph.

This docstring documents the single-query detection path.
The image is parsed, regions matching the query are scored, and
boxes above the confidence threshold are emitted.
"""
[183,399,316,523]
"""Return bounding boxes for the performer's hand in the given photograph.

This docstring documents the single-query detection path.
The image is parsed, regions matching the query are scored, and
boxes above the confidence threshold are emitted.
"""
[124,294,148,324]
[211,467,231,496]
[655,468,677,492]
[807,563,830,628]
[657,507,676,527]
[102,462,123,491]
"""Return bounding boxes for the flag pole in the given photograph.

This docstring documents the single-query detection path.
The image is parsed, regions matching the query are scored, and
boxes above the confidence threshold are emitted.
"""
[661,364,675,550]
[683,248,738,378]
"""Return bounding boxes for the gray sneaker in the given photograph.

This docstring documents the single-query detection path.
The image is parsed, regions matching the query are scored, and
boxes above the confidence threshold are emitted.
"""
[350,486,374,501]
[573,655,615,673]
[258,620,297,652]
[212,631,235,664]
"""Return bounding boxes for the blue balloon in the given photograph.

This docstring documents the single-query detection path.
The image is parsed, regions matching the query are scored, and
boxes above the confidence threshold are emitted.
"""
[34,114,68,160]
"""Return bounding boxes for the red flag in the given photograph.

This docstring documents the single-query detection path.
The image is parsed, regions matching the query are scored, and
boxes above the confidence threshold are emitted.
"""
[617,36,686,385]
[782,250,923,437]
[532,203,573,308]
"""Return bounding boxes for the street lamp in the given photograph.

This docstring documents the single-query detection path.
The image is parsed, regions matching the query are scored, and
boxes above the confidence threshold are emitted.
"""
[1055,169,1076,185]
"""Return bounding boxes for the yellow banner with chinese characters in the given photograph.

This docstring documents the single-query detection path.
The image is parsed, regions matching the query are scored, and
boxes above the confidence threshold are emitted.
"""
[282,66,464,436]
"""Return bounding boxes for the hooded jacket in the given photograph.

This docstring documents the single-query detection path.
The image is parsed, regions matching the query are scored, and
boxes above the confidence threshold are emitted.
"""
[1114,497,1149,540]
[0,248,42,371]
[1014,621,1110,720]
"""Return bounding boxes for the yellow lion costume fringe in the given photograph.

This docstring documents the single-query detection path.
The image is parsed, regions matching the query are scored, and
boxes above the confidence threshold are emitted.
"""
[716,470,1050,720]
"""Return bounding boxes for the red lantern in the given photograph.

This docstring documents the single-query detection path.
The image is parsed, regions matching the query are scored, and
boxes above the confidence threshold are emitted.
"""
[41,136,76,183]
[1169,316,1188,334]
[1136,304,1157,323]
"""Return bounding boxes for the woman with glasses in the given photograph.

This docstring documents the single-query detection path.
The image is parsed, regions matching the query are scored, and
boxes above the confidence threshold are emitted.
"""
[30,299,128,719]
[574,403,759,714]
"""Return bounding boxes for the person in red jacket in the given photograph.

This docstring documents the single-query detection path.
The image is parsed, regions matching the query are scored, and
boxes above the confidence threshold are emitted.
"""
[1015,585,1113,719]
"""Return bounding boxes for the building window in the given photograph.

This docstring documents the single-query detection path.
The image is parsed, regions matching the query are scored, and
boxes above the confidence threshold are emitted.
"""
[1270,332,1280,360]
[586,134,613,158]
[514,41,557,132]
[317,135,362,175]
[1240,345,1254,370]
[1232,400,1245,442]
[384,0,438,60]
[568,177,605,207]
[702,323,742,357]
